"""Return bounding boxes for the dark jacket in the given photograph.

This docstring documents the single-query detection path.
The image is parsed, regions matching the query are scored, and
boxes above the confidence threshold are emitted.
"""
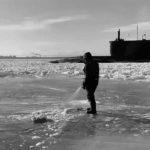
[83,60,99,88]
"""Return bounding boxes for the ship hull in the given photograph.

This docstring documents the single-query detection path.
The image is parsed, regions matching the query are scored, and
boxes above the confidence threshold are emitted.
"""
[110,40,150,61]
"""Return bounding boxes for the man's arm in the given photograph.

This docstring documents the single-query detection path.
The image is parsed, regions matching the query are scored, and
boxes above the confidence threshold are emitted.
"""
[82,63,90,89]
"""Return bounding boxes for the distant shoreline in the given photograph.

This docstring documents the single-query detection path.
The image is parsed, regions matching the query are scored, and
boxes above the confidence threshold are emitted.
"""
[0,56,63,59]
[1,56,150,63]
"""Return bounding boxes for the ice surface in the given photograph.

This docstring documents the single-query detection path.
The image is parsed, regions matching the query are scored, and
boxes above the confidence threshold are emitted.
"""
[1,73,150,149]
[0,59,150,81]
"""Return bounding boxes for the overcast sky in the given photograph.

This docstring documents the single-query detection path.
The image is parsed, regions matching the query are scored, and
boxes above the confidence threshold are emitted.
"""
[0,0,150,56]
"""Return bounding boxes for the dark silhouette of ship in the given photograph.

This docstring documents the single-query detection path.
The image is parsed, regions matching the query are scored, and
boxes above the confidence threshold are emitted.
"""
[51,28,150,63]
[110,29,150,61]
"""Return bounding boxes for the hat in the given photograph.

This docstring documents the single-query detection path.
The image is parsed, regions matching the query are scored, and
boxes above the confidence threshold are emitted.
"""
[83,52,92,60]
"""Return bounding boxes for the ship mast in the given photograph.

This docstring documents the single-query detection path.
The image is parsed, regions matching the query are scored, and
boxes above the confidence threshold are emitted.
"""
[118,29,120,40]
[137,24,139,40]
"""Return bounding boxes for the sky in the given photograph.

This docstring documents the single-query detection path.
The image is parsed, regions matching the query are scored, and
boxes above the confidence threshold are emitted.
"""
[0,0,150,56]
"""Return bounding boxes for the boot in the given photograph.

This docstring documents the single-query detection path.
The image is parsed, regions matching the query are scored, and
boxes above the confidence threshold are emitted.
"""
[87,109,97,114]
[87,107,97,114]
[87,101,97,114]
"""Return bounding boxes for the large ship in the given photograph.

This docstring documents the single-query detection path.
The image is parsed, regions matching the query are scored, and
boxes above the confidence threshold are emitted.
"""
[110,29,150,61]
[51,29,150,63]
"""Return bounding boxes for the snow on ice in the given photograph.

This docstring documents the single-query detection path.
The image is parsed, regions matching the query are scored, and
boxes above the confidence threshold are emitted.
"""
[0,59,150,81]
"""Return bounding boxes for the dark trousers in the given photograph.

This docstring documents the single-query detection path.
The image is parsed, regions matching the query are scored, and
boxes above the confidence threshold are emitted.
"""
[86,80,98,111]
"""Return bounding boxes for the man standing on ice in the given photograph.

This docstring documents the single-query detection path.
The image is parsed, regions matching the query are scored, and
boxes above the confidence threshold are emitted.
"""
[82,52,99,114]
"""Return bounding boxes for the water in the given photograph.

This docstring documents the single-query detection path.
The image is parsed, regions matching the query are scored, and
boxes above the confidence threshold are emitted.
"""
[68,86,82,100]
[1,77,150,150]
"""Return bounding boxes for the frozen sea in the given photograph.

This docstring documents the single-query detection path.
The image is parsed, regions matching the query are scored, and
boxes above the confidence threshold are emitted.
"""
[1,59,150,150]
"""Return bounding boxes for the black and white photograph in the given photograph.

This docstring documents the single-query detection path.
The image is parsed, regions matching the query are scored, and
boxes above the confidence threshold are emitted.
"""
[0,0,150,150]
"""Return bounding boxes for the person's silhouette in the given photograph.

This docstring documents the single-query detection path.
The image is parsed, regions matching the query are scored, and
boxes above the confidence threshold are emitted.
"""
[82,52,99,114]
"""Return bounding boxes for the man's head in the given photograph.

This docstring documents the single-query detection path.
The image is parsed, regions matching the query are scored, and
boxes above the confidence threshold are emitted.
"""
[83,52,93,62]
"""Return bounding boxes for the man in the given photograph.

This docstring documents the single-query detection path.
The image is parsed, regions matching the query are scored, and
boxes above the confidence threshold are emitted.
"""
[82,52,99,114]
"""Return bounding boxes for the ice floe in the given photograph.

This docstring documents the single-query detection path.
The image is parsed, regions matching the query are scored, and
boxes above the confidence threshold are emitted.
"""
[0,59,150,81]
